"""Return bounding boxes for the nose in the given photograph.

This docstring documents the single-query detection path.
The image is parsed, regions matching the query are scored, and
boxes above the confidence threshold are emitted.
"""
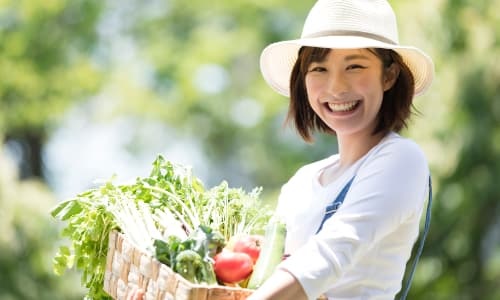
[326,72,349,98]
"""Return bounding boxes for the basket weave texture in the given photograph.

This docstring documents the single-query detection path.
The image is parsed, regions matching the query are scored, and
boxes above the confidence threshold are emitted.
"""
[104,231,254,300]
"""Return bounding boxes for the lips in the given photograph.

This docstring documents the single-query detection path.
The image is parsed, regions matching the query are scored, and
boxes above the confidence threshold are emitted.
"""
[326,100,361,113]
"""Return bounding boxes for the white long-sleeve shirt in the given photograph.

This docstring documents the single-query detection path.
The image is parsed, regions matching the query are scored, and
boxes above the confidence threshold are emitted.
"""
[275,132,430,300]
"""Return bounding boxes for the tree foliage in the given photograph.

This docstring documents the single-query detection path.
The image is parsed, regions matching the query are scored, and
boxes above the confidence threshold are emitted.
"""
[0,0,499,299]
[403,0,500,299]
[0,141,84,299]
[0,0,104,177]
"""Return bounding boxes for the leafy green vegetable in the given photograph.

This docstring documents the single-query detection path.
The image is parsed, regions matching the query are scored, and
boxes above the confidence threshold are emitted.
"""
[51,155,272,299]
[154,236,180,267]
[154,225,223,285]
[51,192,116,299]
[174,250,205,284]
[189,225,226,259]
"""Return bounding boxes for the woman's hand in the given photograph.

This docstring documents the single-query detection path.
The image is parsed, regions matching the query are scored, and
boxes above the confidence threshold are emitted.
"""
[247,269,307,300]
[126,287,144,300]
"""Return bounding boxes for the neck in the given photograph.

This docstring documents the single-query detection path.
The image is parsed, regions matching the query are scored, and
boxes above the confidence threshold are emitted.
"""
[337,130,387,167]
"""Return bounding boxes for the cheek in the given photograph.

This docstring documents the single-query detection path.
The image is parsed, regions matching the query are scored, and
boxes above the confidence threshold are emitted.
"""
[304,78,317,103]
[304,77,315,94]
[305,76,326,103]
[356,76,385,98]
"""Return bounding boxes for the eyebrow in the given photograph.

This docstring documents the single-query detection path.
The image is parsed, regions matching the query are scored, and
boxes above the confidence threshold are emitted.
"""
[344,54,371,61]
[309,53,371,65]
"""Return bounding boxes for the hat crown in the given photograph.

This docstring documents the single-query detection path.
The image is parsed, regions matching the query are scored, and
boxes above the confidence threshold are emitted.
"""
[301,0,399,44]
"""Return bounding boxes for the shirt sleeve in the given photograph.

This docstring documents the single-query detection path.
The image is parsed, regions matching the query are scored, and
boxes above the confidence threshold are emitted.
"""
[278,138,429,299]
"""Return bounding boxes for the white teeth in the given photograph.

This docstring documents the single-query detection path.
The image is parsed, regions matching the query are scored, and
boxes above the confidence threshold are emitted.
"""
[328,101,359,112]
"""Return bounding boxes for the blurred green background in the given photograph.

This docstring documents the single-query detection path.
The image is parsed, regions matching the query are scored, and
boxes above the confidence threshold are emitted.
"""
[1,0,499,299]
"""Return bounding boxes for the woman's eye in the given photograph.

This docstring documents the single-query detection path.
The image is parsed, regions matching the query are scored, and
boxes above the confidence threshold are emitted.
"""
[308,66,327,73]
[346,64,365,70]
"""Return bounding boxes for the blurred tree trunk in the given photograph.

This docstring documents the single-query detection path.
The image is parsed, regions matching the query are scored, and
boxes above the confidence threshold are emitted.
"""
[5,130,44,179]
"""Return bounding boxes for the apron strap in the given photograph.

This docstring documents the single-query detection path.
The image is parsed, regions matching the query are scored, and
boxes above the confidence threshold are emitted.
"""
[315,176,355,234]
[399,175,433,299]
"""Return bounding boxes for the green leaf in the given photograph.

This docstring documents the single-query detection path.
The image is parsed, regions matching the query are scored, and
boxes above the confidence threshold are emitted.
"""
[50,199,83,221]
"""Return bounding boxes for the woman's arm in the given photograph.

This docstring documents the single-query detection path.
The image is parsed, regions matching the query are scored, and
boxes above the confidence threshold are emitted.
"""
[125,271,306,300]
[247,269,308,300]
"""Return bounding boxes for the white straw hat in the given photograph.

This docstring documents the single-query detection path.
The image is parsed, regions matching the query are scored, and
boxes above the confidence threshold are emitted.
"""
[260,0,434,97]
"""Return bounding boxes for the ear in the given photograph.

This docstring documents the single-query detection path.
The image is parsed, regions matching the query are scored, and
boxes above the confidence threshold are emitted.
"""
[383,63,400,91]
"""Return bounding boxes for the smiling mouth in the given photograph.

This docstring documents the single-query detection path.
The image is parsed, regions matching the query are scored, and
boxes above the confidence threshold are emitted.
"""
[326,100,361,113]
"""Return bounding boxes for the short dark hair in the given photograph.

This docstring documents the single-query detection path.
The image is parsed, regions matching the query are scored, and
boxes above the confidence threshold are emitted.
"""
[287,47,416,142]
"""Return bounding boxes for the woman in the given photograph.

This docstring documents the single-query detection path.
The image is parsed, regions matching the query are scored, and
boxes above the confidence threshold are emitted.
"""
[248,0,434,299]
[129,0,433,299]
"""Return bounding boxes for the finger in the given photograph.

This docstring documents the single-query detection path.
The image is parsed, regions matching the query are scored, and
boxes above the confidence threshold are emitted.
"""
[135,289,144,300]
[125,288,135,300]
[126,287,144,300]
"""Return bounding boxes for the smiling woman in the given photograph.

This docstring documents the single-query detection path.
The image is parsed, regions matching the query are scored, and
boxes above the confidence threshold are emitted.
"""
[247,0,434,299]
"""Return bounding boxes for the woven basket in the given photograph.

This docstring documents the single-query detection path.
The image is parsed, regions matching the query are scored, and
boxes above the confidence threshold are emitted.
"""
[104,230,254,300]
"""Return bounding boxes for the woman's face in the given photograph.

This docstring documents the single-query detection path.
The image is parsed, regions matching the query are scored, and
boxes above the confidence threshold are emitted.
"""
[305,48,395,138]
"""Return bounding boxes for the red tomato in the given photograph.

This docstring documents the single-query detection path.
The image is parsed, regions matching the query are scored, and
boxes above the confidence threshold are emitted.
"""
[213,250,253,283]
[231,234,262,264]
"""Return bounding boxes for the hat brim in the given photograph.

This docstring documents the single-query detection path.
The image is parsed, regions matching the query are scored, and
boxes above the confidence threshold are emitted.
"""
[260,36,434,97]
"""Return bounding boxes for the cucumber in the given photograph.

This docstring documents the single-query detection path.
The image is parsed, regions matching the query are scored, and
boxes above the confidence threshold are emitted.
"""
[247,217,287,289]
